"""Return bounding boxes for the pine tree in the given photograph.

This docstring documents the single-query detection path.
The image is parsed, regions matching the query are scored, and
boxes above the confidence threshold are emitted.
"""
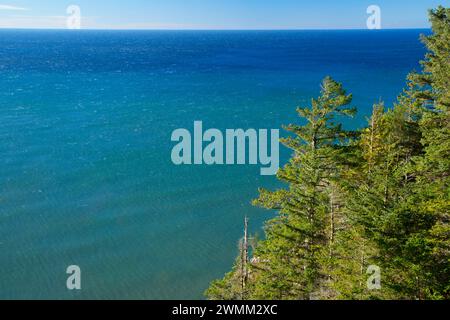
[346,6,449,299]
[345,103,422,299]
[406,6,450,299]
[325,103,386,300]
[381,6,450,299]
[207,6,449,300]
[249,77,356,299]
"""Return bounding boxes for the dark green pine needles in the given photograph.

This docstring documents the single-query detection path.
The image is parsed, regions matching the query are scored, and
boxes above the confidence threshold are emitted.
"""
[206,6,449,300]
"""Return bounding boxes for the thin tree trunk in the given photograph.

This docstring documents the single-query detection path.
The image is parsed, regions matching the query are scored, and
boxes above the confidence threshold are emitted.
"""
[241,216,249,299]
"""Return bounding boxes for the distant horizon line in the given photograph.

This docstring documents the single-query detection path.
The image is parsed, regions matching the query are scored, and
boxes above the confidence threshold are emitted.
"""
[0,27,431,31]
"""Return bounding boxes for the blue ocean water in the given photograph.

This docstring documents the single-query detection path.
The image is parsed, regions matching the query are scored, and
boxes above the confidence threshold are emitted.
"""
[0,29,427,299]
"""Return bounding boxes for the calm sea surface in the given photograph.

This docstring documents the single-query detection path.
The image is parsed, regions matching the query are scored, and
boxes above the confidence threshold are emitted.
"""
[0,29,427,299]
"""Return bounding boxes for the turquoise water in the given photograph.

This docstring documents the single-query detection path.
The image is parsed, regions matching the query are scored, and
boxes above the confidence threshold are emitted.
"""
[0,30,427,299]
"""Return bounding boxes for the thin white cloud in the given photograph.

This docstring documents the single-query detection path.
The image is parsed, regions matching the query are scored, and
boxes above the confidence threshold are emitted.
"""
[0,4,29,11]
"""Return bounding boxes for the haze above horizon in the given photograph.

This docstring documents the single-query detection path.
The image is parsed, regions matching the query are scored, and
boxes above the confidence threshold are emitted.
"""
[0,0,446,30]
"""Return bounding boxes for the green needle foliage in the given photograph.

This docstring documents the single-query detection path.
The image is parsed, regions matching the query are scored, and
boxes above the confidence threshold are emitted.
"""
[206,6,449,300]
[249,76,356,300]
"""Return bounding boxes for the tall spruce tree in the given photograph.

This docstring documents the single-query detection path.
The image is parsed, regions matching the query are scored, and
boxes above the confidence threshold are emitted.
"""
[325,103,386,300]
[345,104,422,299]
[346,6,449,299]
[249,77,356,299]
[406,6,450,299]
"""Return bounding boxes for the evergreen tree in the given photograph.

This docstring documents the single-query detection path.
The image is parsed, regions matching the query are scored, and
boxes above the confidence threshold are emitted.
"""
[406,6,450,299]
[325,103,386,300]
[346,6,449,299]
[207,6,449,300]
[249,77,356,299]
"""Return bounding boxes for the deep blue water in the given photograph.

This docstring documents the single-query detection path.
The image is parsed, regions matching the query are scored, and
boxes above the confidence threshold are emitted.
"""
[0,29,427,299]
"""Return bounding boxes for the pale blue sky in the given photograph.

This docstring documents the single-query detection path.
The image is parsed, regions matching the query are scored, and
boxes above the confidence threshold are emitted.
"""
[0,0,447,29]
